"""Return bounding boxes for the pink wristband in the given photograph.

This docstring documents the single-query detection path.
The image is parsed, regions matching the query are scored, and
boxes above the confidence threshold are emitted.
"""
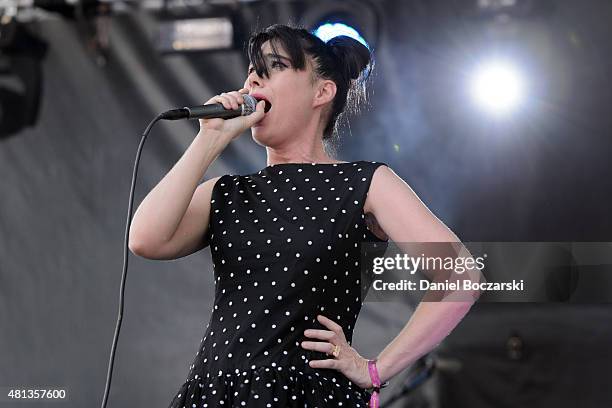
[367,359,381,408]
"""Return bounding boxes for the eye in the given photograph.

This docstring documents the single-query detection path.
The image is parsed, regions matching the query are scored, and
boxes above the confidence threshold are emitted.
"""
[271,61,287,69]
[247,61,286,76]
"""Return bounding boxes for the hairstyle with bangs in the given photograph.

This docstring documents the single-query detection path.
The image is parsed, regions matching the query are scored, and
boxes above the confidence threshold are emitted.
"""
[245,23,374,154]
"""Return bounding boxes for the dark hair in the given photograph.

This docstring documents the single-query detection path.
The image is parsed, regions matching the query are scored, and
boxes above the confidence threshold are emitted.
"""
[245,23,374,149]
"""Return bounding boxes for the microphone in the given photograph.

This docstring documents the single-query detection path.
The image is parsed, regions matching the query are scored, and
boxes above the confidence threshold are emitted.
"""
[160,94,270,121]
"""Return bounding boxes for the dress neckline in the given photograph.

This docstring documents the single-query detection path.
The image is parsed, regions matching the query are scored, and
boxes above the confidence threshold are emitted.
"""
[263,160,358,169]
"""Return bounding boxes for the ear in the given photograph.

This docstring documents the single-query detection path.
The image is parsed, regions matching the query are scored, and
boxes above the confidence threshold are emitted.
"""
[312,79,337,109]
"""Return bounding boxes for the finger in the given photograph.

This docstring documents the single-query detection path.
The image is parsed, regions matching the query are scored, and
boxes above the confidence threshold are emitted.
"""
[250,99,264,114]
[244,100,266,127]
[226,91,244,108]
[228,91,245,105]
[300,341,335,354]
[215,95,232,110]
[309,358,338,370]
[303,328,334,341]
[220,93,239,110]
[257,99,266,112]
[317,314,343,335]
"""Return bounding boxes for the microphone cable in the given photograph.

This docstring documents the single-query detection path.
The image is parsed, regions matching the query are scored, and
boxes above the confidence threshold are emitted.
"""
[99,112,164,408]
[100,94,260,407]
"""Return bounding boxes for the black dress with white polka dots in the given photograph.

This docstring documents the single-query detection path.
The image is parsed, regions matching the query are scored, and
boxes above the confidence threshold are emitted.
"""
[168,160,389,408]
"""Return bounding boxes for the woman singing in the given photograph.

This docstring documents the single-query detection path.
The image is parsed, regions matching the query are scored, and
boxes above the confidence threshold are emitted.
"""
[129,23,478,407]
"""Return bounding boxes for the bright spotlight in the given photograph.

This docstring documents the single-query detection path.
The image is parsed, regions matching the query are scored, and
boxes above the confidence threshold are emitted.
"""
[469,59,526,116]
[312,22,370,50]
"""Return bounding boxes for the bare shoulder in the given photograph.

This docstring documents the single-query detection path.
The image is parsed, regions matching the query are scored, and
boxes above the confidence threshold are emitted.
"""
[364,164,458,243]
[190,175,224,211]
[190,175,225,223]
[363,164,396,214]
[197,175,224,196]
[363,164,394,241]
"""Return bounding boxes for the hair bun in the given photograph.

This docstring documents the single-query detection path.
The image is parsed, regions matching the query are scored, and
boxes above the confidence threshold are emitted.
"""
[326,35,372,81]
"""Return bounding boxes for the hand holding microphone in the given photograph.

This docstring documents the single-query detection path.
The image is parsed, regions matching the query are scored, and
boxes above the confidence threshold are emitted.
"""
[160,88,271,140]
[198,88,266,138]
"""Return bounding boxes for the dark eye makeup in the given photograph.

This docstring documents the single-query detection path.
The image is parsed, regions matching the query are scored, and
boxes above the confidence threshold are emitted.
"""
[248,60,287,75]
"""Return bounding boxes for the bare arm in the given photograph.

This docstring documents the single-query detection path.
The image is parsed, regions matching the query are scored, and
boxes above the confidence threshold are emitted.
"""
[128,88,266,260]
[128,131,229,260]
[364,165,481,384]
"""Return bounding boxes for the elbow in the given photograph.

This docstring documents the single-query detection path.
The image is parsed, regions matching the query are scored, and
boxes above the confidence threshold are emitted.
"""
[128,224,152,256]
[128,230,156,258]
[128,238,148,257]
[128,235,169,260]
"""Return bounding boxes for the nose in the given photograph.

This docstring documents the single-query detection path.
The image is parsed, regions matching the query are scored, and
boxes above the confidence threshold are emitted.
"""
[246,69,263,89]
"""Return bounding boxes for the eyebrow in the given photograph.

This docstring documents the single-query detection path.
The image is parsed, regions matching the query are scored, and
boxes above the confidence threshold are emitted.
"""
[265,53,291,62]
[248,53,292,69]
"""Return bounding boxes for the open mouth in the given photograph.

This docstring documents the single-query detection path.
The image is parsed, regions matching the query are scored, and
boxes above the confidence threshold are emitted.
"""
[263,100,272,113]
[251,93,272,113]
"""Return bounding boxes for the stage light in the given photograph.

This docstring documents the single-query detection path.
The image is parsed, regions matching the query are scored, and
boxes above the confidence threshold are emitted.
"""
[154,7,247,54]
[157,17,233,52]
[312,22,370,50]
[469,59,526,116]
[0,17,48,138]
[300,0,380,52]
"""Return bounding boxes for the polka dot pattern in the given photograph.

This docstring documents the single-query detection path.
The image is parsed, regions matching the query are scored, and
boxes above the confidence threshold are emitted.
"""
[168,161,388,408]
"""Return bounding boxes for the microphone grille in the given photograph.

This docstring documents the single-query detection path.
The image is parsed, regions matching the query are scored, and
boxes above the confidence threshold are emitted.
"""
[242,94,257,116]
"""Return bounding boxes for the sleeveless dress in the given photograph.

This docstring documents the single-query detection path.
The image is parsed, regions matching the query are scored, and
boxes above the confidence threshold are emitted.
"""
[168,160,389,408]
